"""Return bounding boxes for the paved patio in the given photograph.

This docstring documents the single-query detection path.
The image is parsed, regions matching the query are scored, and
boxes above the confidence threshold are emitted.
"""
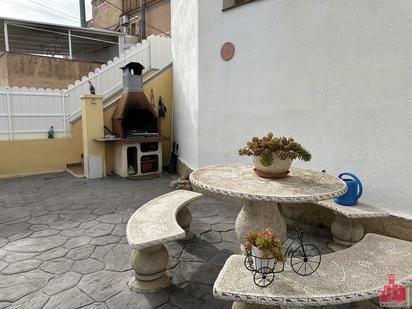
[0,172,334,309]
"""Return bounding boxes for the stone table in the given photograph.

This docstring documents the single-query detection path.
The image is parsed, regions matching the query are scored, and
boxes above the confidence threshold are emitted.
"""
[190,164,347,244]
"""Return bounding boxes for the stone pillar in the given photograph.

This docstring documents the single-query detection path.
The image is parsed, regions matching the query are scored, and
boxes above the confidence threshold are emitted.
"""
[328,215,364,251]
[232,302,280,309]
[176,206,193,239]
[235,201,286,246]
[81,95,105,179]
[128,244,171,293]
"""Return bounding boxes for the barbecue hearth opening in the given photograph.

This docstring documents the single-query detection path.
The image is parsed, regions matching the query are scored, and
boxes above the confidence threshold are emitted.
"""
[124,109,158,138]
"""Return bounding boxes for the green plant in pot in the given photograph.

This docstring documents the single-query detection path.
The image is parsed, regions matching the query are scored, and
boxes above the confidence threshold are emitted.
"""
[244,228,285,270]
[239,132,311,178]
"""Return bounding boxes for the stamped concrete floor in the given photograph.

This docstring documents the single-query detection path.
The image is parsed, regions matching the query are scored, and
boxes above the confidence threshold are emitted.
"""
[0,172,334,309]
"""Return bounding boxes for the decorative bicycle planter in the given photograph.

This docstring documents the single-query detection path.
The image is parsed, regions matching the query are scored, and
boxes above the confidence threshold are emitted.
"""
[244,227,321,287]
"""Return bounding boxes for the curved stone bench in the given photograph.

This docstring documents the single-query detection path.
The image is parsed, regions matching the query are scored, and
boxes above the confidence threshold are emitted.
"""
[316,199,389,251]
[213,234,412,308]
[126,190,202,293]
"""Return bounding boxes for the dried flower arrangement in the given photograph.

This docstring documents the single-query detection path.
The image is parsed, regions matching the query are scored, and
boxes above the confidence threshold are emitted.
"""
[244,228,285,262]
[238,132,311,167]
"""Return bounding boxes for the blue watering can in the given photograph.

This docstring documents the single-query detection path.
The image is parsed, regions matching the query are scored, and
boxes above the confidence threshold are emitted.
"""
[334,173,363,206]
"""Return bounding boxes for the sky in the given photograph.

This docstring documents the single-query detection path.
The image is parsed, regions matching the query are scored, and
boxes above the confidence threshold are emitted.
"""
[0,0,93,27]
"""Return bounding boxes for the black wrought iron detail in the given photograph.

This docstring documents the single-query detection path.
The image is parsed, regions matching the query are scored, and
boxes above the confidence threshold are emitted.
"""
[244,226,322,287]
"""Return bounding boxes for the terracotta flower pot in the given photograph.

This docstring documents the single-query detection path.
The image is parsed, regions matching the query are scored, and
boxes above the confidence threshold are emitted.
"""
[141,160,155,173]
[253,154,292,179]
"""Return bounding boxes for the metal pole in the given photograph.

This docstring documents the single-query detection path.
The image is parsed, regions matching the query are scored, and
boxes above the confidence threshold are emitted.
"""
[139,0,146,41]
[68,30,73,59]
[79,0,86,27]
[6,88,12,140]
[4,22,9,52]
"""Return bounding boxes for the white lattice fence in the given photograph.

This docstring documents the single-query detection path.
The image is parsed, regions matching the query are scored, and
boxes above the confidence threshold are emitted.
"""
[0,35,171,140]
[0,88,68,140]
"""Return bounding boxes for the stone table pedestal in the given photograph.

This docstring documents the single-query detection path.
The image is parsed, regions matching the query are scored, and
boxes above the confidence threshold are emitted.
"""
[235,201,286,244]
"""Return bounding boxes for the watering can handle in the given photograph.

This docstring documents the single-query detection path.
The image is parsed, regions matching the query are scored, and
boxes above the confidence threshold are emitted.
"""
[338,172,363,199]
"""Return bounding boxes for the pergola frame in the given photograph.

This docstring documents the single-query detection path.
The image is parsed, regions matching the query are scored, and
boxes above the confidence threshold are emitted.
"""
[0,17,124,60]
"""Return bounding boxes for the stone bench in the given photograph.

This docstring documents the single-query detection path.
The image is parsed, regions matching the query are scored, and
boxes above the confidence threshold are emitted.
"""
[126,190,202,293]
[213,233,412,309]
[315,199,389,251]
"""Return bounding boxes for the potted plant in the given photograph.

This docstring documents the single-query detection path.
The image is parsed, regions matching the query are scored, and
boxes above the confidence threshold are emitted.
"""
[239,132,311,178]
[244,228,285,270]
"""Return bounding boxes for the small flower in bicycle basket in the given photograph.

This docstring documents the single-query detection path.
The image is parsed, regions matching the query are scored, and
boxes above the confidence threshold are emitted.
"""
[244,228,285,262]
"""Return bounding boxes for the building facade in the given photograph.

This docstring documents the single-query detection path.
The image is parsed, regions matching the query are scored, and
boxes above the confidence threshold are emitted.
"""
[172,0,412,218]
[90,0,170,39]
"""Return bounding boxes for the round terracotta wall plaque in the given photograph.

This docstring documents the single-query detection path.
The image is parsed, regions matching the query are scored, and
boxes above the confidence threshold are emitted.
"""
[221,42,235,61]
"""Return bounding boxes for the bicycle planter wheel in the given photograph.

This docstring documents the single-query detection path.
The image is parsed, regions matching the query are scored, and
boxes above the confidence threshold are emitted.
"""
[290,243,321,276]
[253,267,275,287]
[244,253,254,271]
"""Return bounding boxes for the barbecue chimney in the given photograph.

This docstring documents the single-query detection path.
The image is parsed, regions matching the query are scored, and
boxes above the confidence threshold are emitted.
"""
[112,62,159,139]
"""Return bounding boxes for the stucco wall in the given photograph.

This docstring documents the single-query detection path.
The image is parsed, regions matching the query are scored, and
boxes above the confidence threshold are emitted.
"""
[145,0,171,36]
[91,0,122,29]
[171,0,199,169]
[0,121,83,178]
[0,53,8,86]
[73,45,119,65]
[173,0,412,218]
[0,53,101,89]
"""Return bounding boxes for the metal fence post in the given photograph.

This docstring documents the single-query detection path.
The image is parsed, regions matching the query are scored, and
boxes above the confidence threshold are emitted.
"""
[61,92,67,138]
[4,22,9,52]
[148,40,152,70]
[68,30,73,60]
[97,75,100,94]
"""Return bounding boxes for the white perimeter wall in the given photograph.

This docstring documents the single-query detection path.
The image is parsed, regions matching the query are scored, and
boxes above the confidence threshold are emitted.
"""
[173,0,412,218]
[171,0,199,168]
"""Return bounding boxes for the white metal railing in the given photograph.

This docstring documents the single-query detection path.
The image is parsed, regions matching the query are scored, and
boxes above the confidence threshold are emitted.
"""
[0,35,171,140]
[69,62,173,123]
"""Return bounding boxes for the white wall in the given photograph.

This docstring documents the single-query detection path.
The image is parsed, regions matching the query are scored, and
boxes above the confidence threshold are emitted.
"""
[171,0,199,168]
[173,0,412,218]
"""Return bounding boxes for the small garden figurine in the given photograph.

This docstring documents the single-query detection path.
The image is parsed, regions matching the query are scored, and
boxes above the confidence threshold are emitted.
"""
[239,132,311,178]
[88,80,96,95]
[47,125,54,139]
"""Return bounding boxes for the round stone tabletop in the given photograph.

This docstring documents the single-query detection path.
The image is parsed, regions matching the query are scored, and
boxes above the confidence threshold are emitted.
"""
[190,164,347,203]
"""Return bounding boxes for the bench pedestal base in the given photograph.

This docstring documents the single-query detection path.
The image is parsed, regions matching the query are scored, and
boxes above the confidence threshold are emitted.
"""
[232,302,280,309]
[128,274,171,293]
[129,244,171,293]
[176,206,193,240]
[328,215,364,251]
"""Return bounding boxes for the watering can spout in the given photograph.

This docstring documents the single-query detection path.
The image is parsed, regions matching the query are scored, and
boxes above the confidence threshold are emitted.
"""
[334,172,363,206]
